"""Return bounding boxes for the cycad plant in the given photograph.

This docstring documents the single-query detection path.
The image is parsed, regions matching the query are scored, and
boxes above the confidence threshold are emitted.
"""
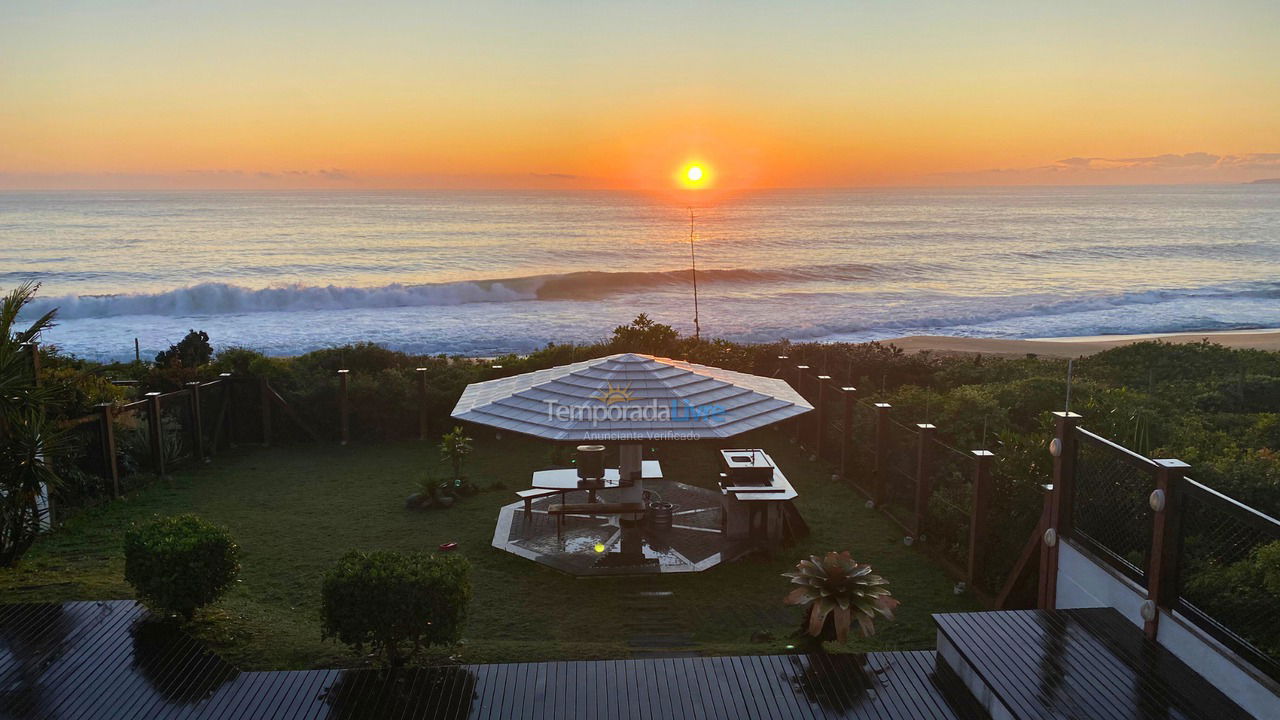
[0,282,65,566]
[783,551,899,643]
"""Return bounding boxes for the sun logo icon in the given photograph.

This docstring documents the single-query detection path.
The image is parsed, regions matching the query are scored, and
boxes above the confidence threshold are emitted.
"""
[592,382,634,405]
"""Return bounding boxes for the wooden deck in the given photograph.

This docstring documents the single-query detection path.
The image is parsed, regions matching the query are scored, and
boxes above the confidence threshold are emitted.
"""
[0,600,987,719]
[934,607,1255,720]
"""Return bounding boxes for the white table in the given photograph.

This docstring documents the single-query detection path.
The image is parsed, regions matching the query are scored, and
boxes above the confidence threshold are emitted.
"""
[530,460,663,490]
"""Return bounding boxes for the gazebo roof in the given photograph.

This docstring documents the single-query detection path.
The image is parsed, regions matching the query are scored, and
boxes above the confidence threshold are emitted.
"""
[451,353,812,441]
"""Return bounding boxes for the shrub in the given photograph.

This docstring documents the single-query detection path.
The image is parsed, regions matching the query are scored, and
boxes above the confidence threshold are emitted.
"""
[783,551,898,643]
[155,329,213,368]
[439,426,473,481]
[321,550,471,666]
[123,514,240,620]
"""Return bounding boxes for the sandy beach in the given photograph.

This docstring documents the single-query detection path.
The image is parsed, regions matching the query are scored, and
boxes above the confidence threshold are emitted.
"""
[884,329,1280,357]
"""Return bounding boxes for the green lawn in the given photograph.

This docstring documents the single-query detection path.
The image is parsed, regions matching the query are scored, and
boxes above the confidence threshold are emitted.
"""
[0,430,978,670]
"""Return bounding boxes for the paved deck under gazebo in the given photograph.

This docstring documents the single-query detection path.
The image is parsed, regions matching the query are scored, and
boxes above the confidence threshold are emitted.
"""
[491,480,740,576]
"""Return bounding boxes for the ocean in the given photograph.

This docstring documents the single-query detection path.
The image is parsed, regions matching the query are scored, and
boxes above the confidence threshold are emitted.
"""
[3,186,1278,361]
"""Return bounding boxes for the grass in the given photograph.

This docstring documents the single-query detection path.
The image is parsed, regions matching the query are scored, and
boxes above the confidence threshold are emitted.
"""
[0,429,978,670]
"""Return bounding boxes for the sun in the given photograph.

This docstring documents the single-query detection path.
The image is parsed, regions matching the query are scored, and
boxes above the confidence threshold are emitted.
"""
[678,162,710,189]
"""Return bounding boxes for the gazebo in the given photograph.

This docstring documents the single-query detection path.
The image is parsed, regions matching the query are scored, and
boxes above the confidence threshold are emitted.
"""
[451,353,813,574]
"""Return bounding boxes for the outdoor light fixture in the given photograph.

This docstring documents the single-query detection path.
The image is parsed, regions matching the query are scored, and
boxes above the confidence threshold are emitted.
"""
[1049,438,1062,457]
[1149,489,1166,512]
[594,543,606,553]
[1140,600,1158,622]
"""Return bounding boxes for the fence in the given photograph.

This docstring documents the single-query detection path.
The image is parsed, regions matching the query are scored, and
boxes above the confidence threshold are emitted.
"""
[776,359,1014,603]
[52,375,279,521]
[1048,412,1280,683]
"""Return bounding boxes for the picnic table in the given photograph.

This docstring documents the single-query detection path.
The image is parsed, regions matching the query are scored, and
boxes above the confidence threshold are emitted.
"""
[530,460,663,490]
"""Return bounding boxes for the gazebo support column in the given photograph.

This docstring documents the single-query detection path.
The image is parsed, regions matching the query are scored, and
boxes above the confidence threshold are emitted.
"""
[618,442,646,556]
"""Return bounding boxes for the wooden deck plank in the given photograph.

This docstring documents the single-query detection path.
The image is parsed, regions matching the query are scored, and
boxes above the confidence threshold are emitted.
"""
[994,610,1177,718]
[740,654,793,720]
[756,654,822,720]
[935,608,1253,720]
[97,621,209,720]
[968,609,1187,719]
[10,601,146,719]
[936,611,1078,719]
[893,650,969,720]
[0,600,1008,720]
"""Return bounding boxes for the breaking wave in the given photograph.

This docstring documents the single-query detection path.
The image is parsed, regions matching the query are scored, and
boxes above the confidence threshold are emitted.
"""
[27,266,866,319]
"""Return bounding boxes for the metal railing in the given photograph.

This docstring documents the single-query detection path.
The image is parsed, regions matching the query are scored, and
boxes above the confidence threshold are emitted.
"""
[1049,413,1280,683]
[926,439,976,572]
[1176,478,1280,681]
[776,360,1010,602]
[1070,428,1157,584]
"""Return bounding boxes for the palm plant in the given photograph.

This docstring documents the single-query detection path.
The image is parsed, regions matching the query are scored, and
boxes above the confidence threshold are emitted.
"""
[783,551,899,643]
[438,426,472,484]
[0,282,66,566]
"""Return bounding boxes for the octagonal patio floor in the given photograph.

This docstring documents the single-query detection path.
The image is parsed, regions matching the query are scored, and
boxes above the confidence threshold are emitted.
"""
[491,480,740,576]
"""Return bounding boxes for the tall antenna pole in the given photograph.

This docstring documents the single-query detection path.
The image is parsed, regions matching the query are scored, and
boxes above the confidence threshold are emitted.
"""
[1064,358,1074,412]
[689,207,700,341]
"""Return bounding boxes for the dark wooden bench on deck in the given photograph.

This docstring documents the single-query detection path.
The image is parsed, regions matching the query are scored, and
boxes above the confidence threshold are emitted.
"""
[516,488,569,517]
[547,502,646,540]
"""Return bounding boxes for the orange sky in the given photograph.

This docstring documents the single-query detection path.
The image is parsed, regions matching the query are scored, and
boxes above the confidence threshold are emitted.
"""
[2,2,1278,189]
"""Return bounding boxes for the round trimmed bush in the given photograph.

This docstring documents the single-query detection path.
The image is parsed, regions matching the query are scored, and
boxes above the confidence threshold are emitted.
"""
[321,550,471,666]
[123,514,240,620]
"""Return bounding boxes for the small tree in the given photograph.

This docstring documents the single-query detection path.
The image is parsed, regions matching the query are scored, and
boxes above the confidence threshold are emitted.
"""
[123,514,240,620]
[321,550,471,666]
[439,426,473,483]
[0,282,66,567]
[610,314,679,356]
[155,329,213,368]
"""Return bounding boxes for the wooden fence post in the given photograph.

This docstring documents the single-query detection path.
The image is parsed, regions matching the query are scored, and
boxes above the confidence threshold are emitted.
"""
[1040,411,1082,610]
[416,368,429,441]
[218,373,236,448]
[814,375,832,460]
[258,377,272,447]
[186,382,206,462]
[145,392,165,477]
[98,403,120,498]
[914,424,937,538]
[839,386,857,480]
[338,369,350,445]
[21,341,41,386]
[794,365,810,446]
[873,403,892,508]
[1146,458,1189,640]
[968,449,995,588]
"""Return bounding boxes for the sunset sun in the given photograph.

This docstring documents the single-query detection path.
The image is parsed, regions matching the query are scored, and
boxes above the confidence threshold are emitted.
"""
[679,162,709,189]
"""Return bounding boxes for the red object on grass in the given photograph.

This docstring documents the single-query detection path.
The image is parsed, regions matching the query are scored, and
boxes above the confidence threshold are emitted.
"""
[438,542,458,551]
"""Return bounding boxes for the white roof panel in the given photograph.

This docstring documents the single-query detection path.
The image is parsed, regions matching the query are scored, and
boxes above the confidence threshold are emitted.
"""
[451,353,813,441]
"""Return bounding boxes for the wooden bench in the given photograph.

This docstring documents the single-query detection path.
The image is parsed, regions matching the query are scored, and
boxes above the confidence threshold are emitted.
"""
[516,488,567,517]
[546,502,647,541]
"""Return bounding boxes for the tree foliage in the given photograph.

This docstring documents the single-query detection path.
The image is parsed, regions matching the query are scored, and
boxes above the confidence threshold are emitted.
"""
[320,550,471,666]
[0,282,66,567]
[155,329,213,369]
[123,514,240,620]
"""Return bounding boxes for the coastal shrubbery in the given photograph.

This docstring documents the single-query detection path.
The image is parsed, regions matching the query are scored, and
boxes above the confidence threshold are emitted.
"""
[37,315,1280,522]
[320,549,471,667]
[123,514,240,620]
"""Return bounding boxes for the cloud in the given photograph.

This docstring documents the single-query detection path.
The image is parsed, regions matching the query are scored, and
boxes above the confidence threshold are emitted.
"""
[932,152,1280,185]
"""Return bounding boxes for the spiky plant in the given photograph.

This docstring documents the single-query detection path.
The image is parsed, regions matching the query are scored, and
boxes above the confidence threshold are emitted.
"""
[783,551,899,643]
[0,281,66,566]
